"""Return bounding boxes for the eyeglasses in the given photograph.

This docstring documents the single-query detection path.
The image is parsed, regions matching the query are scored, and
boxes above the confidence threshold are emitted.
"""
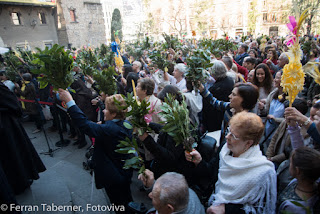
[227,127,240,140]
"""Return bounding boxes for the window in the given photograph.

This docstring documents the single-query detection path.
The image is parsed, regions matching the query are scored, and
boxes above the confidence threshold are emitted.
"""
[12,12,21,25]
[70,10,76,22]
[38,12,47,24]
[263,13,268,22]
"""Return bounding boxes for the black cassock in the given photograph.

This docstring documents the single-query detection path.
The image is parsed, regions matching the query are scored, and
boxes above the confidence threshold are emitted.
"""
[0,82,46,195]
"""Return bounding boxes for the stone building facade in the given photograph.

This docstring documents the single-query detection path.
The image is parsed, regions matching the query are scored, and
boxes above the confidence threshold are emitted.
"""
[57,0,106,48]
[0,1,59,50]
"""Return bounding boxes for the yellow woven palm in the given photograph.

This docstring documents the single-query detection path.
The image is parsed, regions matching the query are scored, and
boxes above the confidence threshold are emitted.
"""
[281,10,308,107]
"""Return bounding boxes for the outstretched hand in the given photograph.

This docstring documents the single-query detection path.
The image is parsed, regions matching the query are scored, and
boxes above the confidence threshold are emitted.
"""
[58,88,73,103]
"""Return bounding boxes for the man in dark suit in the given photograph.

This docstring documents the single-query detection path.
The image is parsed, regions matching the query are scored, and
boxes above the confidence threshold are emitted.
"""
[235,44,249,66]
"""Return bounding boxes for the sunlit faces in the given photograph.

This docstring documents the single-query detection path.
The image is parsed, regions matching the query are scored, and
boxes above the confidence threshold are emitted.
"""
[274,72,282,88]
[255,68,265,83]
[228,87,243,110]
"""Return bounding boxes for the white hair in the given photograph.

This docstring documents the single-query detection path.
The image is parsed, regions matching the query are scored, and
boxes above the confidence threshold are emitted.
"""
[174,63,187,77]
[132,61,142,68]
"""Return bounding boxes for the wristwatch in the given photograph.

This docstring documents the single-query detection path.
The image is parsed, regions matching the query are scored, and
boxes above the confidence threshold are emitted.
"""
[303,118,311,126]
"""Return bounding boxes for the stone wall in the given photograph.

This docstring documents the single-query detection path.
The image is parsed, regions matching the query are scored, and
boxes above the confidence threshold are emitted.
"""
[0,5,59,50]
[58,0,106,49]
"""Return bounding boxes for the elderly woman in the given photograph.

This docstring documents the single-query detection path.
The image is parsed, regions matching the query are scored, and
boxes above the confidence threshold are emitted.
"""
[164,63,187,92]
[136,78,162,123]
[187,112,277,214]
[58,89,133,213]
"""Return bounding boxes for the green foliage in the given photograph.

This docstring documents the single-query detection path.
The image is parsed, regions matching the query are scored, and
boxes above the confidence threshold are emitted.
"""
[186,49,212,89]
[111,9,123,41]
[162,33,181,50]
[121,93,153,136]
[31,44,74,90]
[292,0,320,34]
[16,48,35,65]
[115,137,145,174]
[199,38,237,57]
[149,49,171,71]
[159,94,196,152]
[76,47,99,76]
[93,66,117,95]
[256,35,270,45]
[3,51,23,82]
[142,36,151,50]
[247,0,258,33]
[114,92,155,174]
[98,44,115,67]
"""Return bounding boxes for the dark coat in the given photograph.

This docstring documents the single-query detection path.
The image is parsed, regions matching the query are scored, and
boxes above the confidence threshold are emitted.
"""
[67,105,133,190]
[202,76,234,132]
[125,72,139,93]
[70,78,97,122]
[142,123,196,185]
[235,52,249,66]
[0,83,46,194]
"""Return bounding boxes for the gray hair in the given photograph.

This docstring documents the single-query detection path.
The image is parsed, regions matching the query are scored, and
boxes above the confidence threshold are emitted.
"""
[174,63,187,77]
[222,56,233,70]
[132,61,142,69]
[156,172,189,212]
[279,53,289,63]
[209,60,227,80]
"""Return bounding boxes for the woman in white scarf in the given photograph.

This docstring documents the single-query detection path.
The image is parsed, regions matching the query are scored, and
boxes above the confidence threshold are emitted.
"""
[186,112,277,214]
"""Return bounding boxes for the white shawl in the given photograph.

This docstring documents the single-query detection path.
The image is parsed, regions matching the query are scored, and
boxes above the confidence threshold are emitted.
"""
[209,144,277,214]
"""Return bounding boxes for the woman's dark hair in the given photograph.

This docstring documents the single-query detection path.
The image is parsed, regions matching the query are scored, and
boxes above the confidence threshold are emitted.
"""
[249,49,258,58]
[234,83,259,110]
[291,147,320,181]
[253,63,273,94]
[268,49,278,61]
[138,78,155,96]
[123,64,133,79]
[157,85,183,104]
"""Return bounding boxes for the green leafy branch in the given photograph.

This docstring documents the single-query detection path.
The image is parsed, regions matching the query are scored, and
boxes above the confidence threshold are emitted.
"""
[149,49,171,71]
[158,94,197,152]
[93,66,117,95]
[76,47,99,76]
[114,93,155,174]
[115,137,146,174]
[186,49,212,89]
[31,44,74,90]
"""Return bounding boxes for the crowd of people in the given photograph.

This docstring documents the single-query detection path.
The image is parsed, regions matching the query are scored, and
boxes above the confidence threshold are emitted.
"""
[1,34,320,214]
